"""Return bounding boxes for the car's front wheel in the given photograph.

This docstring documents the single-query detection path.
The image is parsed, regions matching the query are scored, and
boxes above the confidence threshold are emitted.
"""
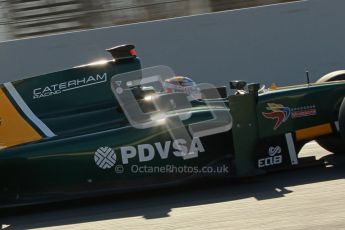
[315,71,345,154]
[339,98,345,142]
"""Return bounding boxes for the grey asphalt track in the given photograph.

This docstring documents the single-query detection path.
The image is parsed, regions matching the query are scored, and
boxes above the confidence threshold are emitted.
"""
[1,141,345,230]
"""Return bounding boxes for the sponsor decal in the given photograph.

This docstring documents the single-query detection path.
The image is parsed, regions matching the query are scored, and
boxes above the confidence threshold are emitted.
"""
[262,103,291,130]
[263,103,317,129]
[258,146,283,168]
[94,146,117,169]
[94,138,205,169]
[33,73,107,99]
[291,105,317,118]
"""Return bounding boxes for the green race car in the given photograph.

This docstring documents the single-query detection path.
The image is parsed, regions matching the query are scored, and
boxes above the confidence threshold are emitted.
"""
[0,44,344,207]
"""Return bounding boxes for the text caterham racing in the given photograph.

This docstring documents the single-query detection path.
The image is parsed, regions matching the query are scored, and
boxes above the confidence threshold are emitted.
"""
[0,44,344,207]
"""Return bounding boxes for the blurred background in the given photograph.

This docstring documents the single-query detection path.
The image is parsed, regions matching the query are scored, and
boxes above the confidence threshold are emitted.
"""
[0,0,297,41]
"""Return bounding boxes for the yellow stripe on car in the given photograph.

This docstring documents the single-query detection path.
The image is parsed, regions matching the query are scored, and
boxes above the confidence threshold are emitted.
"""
[0,88,42,149]
[296,123,333,141]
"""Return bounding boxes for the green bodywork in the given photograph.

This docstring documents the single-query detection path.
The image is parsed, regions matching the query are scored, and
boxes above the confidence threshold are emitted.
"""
[0,53,344,206]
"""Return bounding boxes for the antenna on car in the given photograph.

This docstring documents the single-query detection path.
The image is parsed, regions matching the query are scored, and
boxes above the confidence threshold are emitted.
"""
[306,71,310,86]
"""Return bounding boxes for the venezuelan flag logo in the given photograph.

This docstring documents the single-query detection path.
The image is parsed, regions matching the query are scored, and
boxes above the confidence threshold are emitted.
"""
[262,103,291,130]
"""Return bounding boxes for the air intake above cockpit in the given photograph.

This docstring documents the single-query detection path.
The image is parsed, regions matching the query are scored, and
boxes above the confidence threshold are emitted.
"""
[106,44,136,60]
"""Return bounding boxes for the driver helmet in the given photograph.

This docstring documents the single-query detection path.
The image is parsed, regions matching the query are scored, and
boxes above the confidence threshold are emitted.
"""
[163,76,201,100]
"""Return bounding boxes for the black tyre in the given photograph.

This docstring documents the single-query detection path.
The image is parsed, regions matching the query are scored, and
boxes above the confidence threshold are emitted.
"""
[315,71,345,154]
[339,98,345,140]
[316,134,345,154]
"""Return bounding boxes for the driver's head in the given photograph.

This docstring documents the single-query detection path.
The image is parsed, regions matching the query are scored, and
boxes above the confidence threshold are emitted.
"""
[164,76,195,93]
[163,76,201,100]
